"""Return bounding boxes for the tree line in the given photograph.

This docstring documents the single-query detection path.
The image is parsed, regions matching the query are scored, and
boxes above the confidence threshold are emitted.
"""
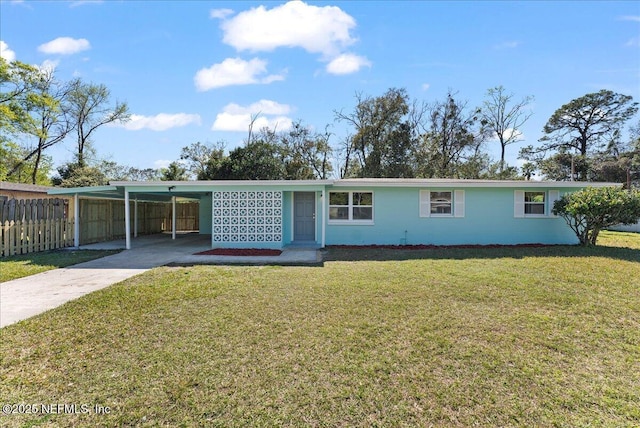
[1,58,130,186]
[2,57,638,187]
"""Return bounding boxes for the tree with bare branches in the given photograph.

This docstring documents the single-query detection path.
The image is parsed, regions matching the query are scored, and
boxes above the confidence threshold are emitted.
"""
[480,86,533,171]
[67,79,130,167]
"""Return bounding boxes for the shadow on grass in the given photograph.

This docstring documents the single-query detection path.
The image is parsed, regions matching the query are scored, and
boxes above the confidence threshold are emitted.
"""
[0,249,122,282]
[1,249,121,267]
[322,244,640,263]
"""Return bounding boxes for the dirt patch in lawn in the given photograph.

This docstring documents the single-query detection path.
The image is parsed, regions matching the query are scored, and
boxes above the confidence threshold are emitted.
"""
[195,248,282,256]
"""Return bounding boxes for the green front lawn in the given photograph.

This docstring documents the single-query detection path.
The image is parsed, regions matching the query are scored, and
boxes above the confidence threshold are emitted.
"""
[0,250,121,282]
[0,232,638,427]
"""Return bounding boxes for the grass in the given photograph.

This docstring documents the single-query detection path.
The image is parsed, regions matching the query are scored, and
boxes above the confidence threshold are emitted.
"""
[0,231,638,427]
[0,250,121,282]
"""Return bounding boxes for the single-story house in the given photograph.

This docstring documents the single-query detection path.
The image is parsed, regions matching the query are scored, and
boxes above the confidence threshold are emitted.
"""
[0,181,56,200]
[48,179,620,249]
[608,221,640,233]
[1,181,73,222]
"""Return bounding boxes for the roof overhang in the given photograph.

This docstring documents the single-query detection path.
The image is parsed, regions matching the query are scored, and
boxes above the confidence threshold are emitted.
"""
[47,179,623,200]
[47,185,200,202]
[329,178,622,188]
[48,185,122,199]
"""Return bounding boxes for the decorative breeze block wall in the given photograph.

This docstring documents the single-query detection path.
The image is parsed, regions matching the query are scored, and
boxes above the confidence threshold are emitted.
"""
[212,191,283,243]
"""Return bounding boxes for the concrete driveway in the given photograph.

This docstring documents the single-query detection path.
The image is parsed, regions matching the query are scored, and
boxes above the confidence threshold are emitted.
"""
[1,233,320,328]
[0,234,211,328]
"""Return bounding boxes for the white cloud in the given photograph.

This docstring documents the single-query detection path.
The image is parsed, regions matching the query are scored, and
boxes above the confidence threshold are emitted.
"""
[212,100,293,132]
[625,37,640,47]
[226,99,292,116]
[494,40,520,49]
[325,53,371,75]
[69,0,103,7]
[489,128,524,142]
[421,83,430,91]
[0,41,16,61]
[262,72,287,84]
[119,113,202,131]
[221,1,357,58]
[194,57,284,91]
[38,37,90,55]
[210,8,233,19]
[618,15,640,22]
[38,59,59,72]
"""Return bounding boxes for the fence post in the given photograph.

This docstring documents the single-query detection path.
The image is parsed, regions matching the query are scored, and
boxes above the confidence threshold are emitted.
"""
[1,220,8,257]
[9,220,17,256]
[39,219,45,252]
[47,218,53,250]
[30,219,35,253]
[21,220,27,254]
[69,218,74,247]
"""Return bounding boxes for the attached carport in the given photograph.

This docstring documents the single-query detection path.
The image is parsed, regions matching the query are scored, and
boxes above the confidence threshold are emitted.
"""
[48,182,210,250]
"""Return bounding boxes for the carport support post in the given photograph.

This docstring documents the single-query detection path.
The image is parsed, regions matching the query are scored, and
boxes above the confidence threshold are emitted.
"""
[134,197,138,238]
[211,192,216,248]
[321,188,326,248]
[171,196,176,240]
[124,189,131,250]
[74,193,80,248]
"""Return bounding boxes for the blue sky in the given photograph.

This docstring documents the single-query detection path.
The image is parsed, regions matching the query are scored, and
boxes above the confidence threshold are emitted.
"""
[1,0,639,176]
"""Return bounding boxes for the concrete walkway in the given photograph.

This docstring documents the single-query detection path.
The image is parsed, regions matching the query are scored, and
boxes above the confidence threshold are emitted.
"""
[1,234,320,328]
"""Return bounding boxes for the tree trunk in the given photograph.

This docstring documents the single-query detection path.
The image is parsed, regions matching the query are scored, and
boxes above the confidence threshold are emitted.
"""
[31,146,43,184]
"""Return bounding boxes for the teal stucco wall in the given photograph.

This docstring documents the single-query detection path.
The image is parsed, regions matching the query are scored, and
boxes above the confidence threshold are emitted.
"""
[199,194,212,234]
[324,186,578,246]
[282,191,293,245]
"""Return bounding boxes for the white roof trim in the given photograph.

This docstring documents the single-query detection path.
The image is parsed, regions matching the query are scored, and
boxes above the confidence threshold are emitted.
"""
[330,179,621,188]
[109,178,622,188]
[46,179,622,196]
[109,180,334,187]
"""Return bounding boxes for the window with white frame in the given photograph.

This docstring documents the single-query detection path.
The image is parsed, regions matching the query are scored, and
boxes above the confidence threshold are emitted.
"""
[329,191,373,222]
[514,190,560,218]
[420,190,465,218]
[524,191,545,215]
[430,191,452,215]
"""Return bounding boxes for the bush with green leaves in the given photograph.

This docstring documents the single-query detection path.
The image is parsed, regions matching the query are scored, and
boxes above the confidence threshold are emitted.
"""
[553,186,640,246]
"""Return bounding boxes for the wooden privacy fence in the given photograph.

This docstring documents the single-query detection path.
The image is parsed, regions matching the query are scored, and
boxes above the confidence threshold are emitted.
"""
[0,198,68,222]
[80,200,166,245]
[0,198,199,255]
[166,202,200,232]
[1,218,75,257]
[79,200,199,245]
